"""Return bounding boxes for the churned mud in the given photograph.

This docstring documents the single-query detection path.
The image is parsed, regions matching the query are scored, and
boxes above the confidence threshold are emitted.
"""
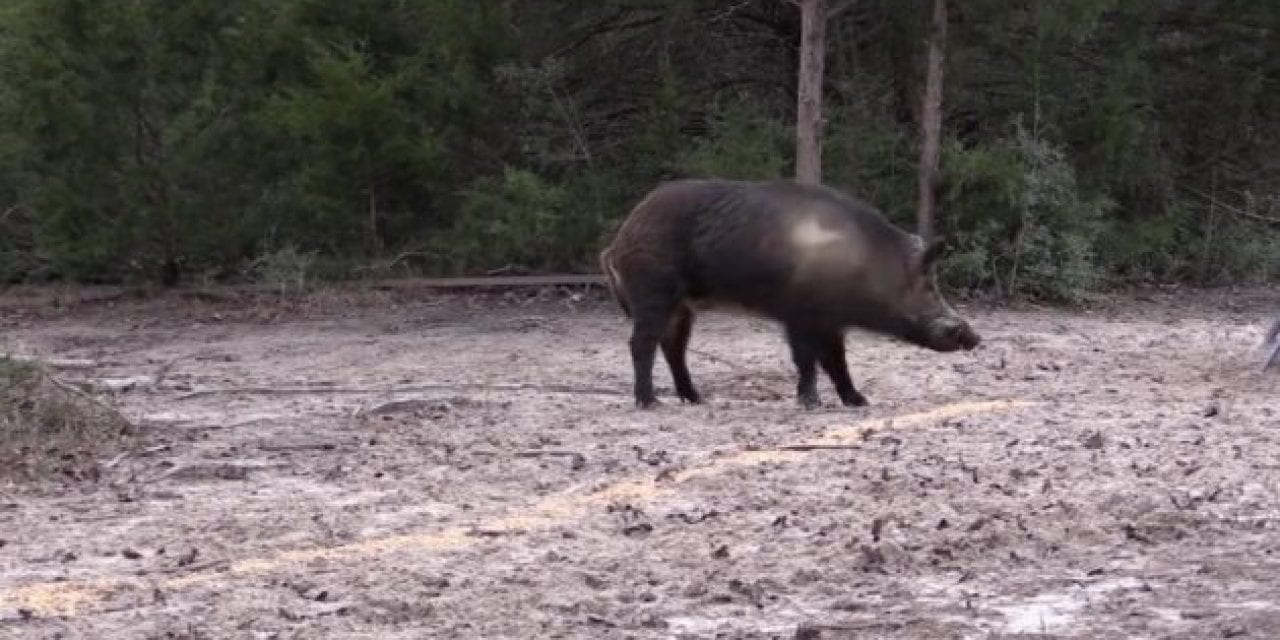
[0,284,1277,639]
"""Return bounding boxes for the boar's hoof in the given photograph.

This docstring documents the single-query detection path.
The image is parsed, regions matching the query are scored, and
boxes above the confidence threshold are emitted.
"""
[839,390,869,407]
[798,392,822,410]
[678,389,703,404]
[636,396,661,409]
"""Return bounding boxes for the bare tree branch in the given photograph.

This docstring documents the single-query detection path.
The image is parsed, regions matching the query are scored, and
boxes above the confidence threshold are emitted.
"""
[1181,185,1280,225]
[710,0,753,23]
[827,0,858,20]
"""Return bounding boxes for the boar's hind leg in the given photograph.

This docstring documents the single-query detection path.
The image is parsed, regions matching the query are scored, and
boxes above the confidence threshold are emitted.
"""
[815,331,868,407]
[661,305,701,404]
[629,285,681,409]
[785,325,824,409]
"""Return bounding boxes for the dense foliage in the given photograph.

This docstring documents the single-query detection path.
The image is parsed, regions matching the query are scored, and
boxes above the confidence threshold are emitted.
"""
[0,0,1276,299]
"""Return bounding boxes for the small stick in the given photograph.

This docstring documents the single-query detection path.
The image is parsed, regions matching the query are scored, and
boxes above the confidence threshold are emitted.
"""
[776,443,863,451]
[688,348,744,370]
[258,442,341,453]
[101,443,170,469]
[150,353,193,390]
[514,450,586,469]
[141,465,185,484]
[102,452,130,469]
[156,559,231,575]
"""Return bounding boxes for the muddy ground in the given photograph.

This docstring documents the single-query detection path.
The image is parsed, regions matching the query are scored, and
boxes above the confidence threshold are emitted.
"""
[0,284,1278,639]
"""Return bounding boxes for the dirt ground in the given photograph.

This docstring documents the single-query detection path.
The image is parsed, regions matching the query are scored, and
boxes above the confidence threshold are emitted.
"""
[0,283,1278,639]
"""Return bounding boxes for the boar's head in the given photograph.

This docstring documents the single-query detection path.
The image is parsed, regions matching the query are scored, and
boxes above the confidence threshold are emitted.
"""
[894,236,980,353]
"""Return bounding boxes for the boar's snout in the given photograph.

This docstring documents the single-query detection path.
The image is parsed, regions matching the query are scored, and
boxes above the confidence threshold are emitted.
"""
[924,317,981,352]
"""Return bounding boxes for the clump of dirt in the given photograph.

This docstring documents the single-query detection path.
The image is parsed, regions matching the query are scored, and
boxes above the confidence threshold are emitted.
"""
[0,356,134,482]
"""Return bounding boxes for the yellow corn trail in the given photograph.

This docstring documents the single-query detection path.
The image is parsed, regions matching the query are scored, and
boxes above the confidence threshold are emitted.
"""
[0,398,1032,619]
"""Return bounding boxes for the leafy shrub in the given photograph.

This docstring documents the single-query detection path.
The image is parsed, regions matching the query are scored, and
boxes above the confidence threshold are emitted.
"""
[941,119,1113,301]
[1093,203,1194,283]
[0,203,48,282]
[675,102,791,181]
[428,168,599,274]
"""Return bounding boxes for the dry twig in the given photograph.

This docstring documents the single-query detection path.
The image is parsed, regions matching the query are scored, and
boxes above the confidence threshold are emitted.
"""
[776,443,864,451]
[688,348,743,370]
[1181,185,1280,225]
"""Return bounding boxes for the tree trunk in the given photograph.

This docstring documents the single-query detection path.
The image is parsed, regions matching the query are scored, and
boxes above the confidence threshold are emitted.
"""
[915,0,947,241]
[795,0,826,185]
[367,186,382,257]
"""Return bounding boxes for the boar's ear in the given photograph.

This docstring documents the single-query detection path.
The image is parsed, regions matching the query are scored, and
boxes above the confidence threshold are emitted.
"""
[919,236,947,270]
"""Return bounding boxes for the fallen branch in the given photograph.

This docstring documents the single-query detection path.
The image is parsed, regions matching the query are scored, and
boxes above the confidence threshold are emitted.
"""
[3,354,99,370]
[177,382,629,401]
[142,461,285,484]
[350,250,427,276]
[688,348,744,370]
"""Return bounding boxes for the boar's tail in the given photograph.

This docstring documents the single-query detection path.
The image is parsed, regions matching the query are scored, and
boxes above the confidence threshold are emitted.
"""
[599,247,631,318]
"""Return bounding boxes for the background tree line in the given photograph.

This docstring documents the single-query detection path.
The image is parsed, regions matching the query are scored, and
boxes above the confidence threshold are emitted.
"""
[0,0,1276,300]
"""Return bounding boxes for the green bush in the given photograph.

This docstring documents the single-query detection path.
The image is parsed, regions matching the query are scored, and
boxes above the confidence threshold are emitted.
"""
[428,168,599,274]
[675,102,791,181]
[1093,203,1194,282]
[941,120,1113,301]
[1195,220,1280,285]
[0,203,47,282]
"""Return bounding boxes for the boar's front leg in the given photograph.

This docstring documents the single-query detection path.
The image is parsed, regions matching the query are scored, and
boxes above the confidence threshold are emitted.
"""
[815,330,868,407]
[786,325,868,409]
[661,305,702,404]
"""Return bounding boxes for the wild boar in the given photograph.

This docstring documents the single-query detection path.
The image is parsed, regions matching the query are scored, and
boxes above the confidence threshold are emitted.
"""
[599,178,980,409]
